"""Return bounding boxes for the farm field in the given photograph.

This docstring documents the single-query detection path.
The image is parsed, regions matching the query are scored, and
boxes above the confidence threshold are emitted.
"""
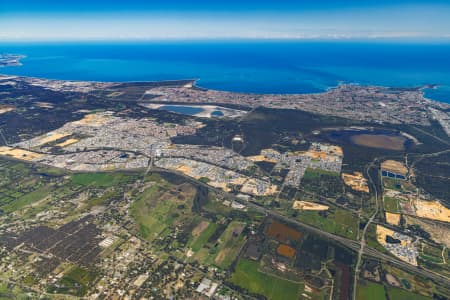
[356,281,386,300]
[214,221,247,269]
[297,207,358,239]
[230,258,302,300]
[188,220,218,252]
[387,287,431,300]
[130,181,196,242]
[70,172,135,188]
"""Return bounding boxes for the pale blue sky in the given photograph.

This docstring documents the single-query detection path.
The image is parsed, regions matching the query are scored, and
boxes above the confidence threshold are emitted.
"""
[1,0,449,41]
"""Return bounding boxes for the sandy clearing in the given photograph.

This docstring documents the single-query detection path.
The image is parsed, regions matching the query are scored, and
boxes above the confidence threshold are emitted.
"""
[342,172,369,193]
[414,199,450,223]
[385,212,401,226]
[292,200,329,211]
[0,146,43,161]
[56,138,79,147]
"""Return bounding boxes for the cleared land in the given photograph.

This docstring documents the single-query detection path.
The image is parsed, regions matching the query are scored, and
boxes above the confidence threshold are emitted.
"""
[56,138,79,147]
[292,200,329,211]
[277,244,296,258]
[351,134,406,150]
[0,146,43,161]
[404,216,450,248]
[381,160,408,176]
[414,199,450,223]
[386,212,401,226]
[267,221,302,243]
[35,132,70,146]
[342,172,369,193]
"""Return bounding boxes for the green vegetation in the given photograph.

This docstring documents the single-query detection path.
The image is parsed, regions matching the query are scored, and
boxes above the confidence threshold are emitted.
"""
[130,185,171,240]
[414,152,450,203]
[0,283,29,300]
[301,168,343,199]
[230,258,302,300]
[189,222,218,252]
[297,208,358,239]
[213,221,247,269]
[383,178,403,191]
[0,283,13,300]
[86,188,121,209]
[356,281,386,300]
[1,185,51,213]
[384,196,400,213]
[367,224,390,254]
[130,182,196,242]
[303,168,339,180]
[71,172,134,187]
[48,266,97,297]
[387,287,431,300]
[419,243,444,264]
[193,221,247,269]
[198,176,211,184]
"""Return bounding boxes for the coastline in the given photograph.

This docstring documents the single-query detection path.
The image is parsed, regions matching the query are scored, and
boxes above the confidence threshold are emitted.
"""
[1,41,450,103]
[1,72,448,107]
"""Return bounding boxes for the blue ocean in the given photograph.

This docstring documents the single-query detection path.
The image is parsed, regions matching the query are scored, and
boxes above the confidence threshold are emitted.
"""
[1,40,450,103]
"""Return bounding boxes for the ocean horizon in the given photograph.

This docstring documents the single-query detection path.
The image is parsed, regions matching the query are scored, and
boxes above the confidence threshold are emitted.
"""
[1,40,450,103]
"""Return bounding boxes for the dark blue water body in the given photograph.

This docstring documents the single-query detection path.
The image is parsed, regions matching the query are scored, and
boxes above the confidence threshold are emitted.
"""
[211,110,224,117]
[1,40,450,102]
[159,105,204,115]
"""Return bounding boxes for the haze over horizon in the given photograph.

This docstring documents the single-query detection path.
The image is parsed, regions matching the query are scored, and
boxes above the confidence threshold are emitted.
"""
[1,0,450,41]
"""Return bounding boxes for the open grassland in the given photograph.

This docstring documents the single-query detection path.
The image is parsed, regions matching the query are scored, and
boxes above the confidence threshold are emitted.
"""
[356,281,386,300]
[383,264,439,298]
[214,221,247,269]
[384,196,401,213]
[1,184,51,213]
[419,243,445,264]
[192,221,247,269]
[297,208,358,239]
[70,172,135,188]
[130,182,196,242]
[0,159,138,222]
[189,221,218,252]
[387,287,431,300]
[230,258,302,300]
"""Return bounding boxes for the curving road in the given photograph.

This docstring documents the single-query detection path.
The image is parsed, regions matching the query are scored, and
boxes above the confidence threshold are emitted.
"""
[352,159,380,300]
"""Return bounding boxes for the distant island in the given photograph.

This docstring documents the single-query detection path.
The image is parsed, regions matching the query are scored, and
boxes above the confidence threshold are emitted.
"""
[0,54,25,67]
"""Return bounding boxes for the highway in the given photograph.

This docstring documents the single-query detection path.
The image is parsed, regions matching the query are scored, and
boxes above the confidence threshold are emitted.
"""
[150,167,450,288]
[23,146,450,288]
